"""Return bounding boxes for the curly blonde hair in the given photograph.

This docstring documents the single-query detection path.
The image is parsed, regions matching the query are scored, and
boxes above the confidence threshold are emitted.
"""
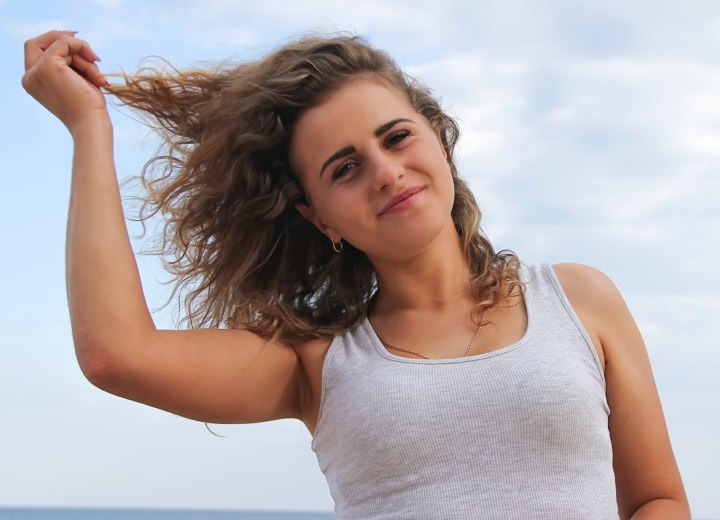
[106,34,521,341]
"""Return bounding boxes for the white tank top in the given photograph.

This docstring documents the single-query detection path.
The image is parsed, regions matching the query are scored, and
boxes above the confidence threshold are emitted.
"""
[311,263,618,519]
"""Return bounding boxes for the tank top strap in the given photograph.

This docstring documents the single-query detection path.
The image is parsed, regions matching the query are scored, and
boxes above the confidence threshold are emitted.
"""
[529,263,607,382]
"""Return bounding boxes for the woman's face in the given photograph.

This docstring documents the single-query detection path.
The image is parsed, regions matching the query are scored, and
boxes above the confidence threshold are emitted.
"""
[291,76,456,262]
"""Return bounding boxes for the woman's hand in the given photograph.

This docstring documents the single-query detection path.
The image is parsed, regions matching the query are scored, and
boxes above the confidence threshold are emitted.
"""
[22,30,109,136]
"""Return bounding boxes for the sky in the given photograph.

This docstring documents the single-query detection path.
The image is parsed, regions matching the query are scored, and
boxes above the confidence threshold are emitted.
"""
[1,0,719,517]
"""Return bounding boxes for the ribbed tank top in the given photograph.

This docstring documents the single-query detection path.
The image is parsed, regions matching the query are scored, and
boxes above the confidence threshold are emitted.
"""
[311,264,618,519]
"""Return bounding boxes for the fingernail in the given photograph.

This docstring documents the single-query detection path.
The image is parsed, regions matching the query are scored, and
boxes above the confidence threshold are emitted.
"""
[63,30,78,35]
[95,57,102,62]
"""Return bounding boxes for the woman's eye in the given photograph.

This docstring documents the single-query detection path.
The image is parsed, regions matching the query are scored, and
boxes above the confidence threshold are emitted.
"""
[386,129,411,146]
[332,161,358,180]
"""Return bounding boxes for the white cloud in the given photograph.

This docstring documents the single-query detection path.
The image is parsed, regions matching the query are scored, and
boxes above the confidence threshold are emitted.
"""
[176,0,458,51]
[405,51,720,293]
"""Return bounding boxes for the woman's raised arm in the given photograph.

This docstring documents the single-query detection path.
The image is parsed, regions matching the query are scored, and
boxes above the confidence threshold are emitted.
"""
[22,31,311,426]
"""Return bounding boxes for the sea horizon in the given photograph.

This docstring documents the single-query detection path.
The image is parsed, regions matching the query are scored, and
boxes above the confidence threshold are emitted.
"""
[0,507,333,519]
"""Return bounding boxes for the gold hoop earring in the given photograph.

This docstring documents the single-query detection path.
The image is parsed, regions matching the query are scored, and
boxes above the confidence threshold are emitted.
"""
[332,239,343,253]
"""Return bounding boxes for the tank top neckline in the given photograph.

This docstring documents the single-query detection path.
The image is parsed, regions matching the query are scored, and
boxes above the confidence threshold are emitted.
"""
[358,264,537,364]
[311,263,618,518]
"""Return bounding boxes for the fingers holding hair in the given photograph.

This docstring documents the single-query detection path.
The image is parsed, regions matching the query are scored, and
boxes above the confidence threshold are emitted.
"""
[22,30,110,130]
[70,52,108,88]
[24,30,102,70]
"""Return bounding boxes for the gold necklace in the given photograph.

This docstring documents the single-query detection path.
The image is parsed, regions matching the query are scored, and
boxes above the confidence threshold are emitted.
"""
[368,313,482,360]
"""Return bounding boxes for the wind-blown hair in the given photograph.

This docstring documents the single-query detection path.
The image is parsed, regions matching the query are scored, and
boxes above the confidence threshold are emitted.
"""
[106,34,521,342]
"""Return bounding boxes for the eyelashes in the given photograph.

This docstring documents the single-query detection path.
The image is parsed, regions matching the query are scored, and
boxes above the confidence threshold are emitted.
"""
[385,129,411,146]
[332,160,358,180]
[331,129,413,181]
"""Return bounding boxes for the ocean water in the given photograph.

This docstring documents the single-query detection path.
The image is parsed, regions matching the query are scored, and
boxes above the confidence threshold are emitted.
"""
[0,509,332,519]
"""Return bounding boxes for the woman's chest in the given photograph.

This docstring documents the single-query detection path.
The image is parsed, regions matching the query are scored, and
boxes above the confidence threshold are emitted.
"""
[327,355,605,442]
[309,352,611,497]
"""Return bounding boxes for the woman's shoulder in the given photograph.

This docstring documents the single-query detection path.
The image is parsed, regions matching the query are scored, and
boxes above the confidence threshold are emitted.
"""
[549,262,621,304]
[549,262,630,323]
[549,262,631,370]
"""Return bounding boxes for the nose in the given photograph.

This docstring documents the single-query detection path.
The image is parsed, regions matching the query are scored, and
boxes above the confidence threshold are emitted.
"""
[368,150,404,191]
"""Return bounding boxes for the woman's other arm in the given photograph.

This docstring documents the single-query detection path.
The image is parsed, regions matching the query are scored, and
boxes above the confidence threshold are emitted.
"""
[22,31,312,426]
[554,263,690,520]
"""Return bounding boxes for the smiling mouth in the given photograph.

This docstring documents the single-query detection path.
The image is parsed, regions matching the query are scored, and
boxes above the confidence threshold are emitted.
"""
[379,187,425,215]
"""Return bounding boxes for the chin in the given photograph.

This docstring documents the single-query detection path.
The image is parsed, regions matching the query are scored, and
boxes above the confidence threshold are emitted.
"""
[362,213,457,263]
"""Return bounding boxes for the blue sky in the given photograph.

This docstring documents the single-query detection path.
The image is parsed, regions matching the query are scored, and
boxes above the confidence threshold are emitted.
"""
[1,0,719,516]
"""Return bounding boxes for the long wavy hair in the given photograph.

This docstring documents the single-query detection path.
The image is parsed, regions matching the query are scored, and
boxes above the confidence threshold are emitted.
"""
[106,34,521,342]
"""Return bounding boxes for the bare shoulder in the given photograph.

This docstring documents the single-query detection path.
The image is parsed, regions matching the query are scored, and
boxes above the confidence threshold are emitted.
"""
[550,262,624,368]
[551,262,633,347]
[551,262,620,303]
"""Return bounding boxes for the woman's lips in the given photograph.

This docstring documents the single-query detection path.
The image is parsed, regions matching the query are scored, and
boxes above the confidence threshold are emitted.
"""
[379,187,425,216]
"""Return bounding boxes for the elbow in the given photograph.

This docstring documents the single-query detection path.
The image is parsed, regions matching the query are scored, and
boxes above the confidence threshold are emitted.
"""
[72,323,153,388]
[628,497,691,519]
[73,333,122,390]
[77,350,115,389]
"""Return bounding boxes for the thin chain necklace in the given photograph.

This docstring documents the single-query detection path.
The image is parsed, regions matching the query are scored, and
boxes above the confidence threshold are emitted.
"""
[368,312,482,360]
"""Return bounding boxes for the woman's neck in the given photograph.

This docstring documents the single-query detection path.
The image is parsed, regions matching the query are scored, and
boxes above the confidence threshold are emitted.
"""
[371,220,473,313]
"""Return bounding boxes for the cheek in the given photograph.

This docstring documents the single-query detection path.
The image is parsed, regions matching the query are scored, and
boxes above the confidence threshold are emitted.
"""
[434,158,456,212]
[425,148,454,189]
[316,189,365,231]
[320,197,382,252]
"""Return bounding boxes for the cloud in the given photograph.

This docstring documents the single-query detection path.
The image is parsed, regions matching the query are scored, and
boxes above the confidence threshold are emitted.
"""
[405,49,720,294]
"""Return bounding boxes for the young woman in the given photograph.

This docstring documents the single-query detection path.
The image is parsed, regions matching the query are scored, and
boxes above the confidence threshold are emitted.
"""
[22,30,689,519]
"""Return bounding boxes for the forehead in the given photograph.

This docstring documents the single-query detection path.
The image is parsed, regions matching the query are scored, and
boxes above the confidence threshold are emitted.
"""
[290,77,417,170]
[309,75,412,117]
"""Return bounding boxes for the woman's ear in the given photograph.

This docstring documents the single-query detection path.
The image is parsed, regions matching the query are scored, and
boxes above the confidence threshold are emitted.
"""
[295,204,342,243]
[295,203,316,224]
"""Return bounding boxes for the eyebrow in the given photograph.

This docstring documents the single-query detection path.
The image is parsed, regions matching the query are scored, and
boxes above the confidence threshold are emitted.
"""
[319,118,415,178]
